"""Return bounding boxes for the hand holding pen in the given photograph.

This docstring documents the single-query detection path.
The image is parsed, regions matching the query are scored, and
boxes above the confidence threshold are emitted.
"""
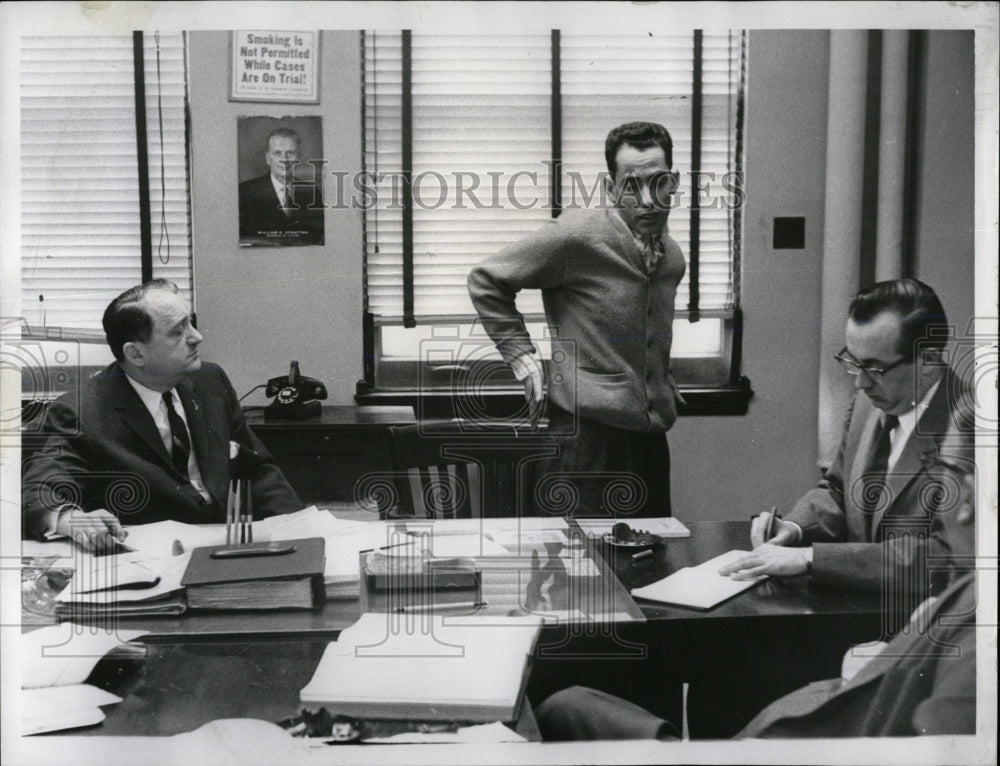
[720,506,811,579]
[750,506,798,548]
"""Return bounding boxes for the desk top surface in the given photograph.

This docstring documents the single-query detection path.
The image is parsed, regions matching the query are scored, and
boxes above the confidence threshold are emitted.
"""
[23,520,884,642]
[21,519,891,741]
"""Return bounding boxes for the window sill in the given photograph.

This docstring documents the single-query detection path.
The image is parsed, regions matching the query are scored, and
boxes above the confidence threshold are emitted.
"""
[355,377,754,418]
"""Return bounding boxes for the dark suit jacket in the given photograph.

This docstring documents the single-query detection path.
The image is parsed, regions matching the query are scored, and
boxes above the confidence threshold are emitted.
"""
[786,370,973,593]
[22,362,302,535]
[238,173,323,244]
[739,573,976,738]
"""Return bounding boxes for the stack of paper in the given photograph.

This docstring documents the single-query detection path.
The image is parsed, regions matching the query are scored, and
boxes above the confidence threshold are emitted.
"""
[631,550,766,610]
[54,551,190,618]
[300,613,542,722]
[21,624,147,734]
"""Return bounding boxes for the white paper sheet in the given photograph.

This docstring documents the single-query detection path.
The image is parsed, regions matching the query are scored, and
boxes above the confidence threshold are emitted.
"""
[631,550,766,610]
[22,684,123,735]
[21,624,147,688]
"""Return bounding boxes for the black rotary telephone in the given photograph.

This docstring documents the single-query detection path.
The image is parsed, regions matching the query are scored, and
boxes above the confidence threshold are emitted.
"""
[264,361,327,420]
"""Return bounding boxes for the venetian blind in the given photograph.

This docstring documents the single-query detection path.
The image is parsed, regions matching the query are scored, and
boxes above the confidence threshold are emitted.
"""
[561,31,740,311]
[363,31,741,323]
[20,32,192,335]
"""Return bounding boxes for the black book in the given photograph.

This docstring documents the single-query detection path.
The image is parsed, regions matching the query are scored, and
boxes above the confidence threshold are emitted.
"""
[181,537,325,611]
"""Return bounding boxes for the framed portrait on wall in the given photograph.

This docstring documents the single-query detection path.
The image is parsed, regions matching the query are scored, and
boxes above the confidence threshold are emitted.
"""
[230,31,320,103]
[237,115,325,248]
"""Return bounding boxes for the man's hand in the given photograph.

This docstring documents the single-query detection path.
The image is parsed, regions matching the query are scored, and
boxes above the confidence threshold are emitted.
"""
[509,352,544,405]
[750,511,799,548]
[718,543,813,579]
[55,508,127,553]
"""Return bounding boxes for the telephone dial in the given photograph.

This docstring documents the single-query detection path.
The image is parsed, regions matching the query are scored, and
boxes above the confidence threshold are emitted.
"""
[264,360,327,420]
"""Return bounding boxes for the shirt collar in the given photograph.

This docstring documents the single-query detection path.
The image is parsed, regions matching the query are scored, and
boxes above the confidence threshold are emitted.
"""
[893,377,941,431]
[125,373,175,413]
[610,207,667,245]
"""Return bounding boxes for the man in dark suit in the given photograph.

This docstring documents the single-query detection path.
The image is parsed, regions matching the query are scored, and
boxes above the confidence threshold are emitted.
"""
[238,127,323,245]
[720,278,973,600]
[22,279,302,551]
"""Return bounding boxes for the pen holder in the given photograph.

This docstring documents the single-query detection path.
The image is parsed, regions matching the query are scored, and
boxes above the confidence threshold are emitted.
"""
[226,478,255,545]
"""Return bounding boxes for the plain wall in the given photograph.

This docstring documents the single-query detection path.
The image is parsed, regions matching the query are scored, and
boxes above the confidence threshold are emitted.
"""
[669,31,831,519]
[912,30,976,337]
[186,29,975,521]
[187,31,363,407]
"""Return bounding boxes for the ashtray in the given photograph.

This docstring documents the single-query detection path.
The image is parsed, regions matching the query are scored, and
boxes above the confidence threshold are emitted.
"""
[601,522,666,550]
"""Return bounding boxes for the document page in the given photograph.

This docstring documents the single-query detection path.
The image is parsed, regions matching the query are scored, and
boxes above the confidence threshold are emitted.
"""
[631,550,765,610]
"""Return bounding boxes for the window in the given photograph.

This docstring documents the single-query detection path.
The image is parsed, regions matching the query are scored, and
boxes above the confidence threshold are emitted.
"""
[19,32,193,340]
[361,31,745,406]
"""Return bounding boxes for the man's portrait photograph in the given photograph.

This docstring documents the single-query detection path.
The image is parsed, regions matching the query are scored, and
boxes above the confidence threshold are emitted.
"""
[237,115,325,247]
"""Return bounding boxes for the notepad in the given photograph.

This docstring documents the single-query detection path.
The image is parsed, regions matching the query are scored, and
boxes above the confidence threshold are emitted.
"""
[630,550,766,610]
[300,613,542,722]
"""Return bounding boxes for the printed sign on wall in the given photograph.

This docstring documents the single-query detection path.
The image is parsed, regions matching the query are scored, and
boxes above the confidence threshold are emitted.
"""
[231,31,320,103]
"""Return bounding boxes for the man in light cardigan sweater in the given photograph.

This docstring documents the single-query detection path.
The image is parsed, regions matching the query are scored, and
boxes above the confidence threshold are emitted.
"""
[468,122,686,517]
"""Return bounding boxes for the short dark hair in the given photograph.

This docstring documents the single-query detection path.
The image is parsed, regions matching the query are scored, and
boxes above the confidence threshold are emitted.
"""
[266,127,300,150]
[848,278,949,357]
[102,279,179,362]
[605,122,674,178]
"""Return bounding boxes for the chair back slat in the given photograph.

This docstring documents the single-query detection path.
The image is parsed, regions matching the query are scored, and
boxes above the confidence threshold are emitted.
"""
[387,422,558,519]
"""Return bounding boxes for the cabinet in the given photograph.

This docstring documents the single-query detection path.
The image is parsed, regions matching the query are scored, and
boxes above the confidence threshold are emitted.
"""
[244,405,415,505]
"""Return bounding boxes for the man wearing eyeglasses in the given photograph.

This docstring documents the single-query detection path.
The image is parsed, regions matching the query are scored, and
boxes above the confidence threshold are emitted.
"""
[720,278,973,596]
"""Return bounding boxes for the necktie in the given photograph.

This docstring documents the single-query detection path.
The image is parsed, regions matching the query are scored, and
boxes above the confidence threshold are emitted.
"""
[162,391,191,479]
[862,414,898,539]
[642,236,664,273]
[280,186,293,216]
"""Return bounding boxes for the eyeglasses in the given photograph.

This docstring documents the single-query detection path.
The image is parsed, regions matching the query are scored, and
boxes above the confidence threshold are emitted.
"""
[834,347,910,378]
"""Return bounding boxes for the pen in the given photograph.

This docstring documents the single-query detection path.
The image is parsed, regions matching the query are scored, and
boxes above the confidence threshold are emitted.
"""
[246,482,253,543]
[631,549,653,561]
[395,601,486,614]
[236,480,244,544]
[226,481,235,545]
[358,541,417,554]
[764,505,778,542]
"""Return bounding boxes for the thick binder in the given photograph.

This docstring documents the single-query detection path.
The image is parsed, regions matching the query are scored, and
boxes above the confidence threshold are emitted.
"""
[181,537,325,610]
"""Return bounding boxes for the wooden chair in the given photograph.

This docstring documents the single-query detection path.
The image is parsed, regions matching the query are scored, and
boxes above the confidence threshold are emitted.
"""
[385,422,558,519]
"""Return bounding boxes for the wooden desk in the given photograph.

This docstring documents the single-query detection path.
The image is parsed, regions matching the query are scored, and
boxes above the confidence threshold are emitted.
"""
[25,521,887,645]
[243,405,416,504]
[23,520,895,740]
[531,520,895,738]
[52,637,539,740]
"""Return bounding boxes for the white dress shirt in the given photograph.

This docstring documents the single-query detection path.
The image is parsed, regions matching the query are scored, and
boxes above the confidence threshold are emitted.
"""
[887,378,941,472]
[125,375,211,502]
[270,174,291,211]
